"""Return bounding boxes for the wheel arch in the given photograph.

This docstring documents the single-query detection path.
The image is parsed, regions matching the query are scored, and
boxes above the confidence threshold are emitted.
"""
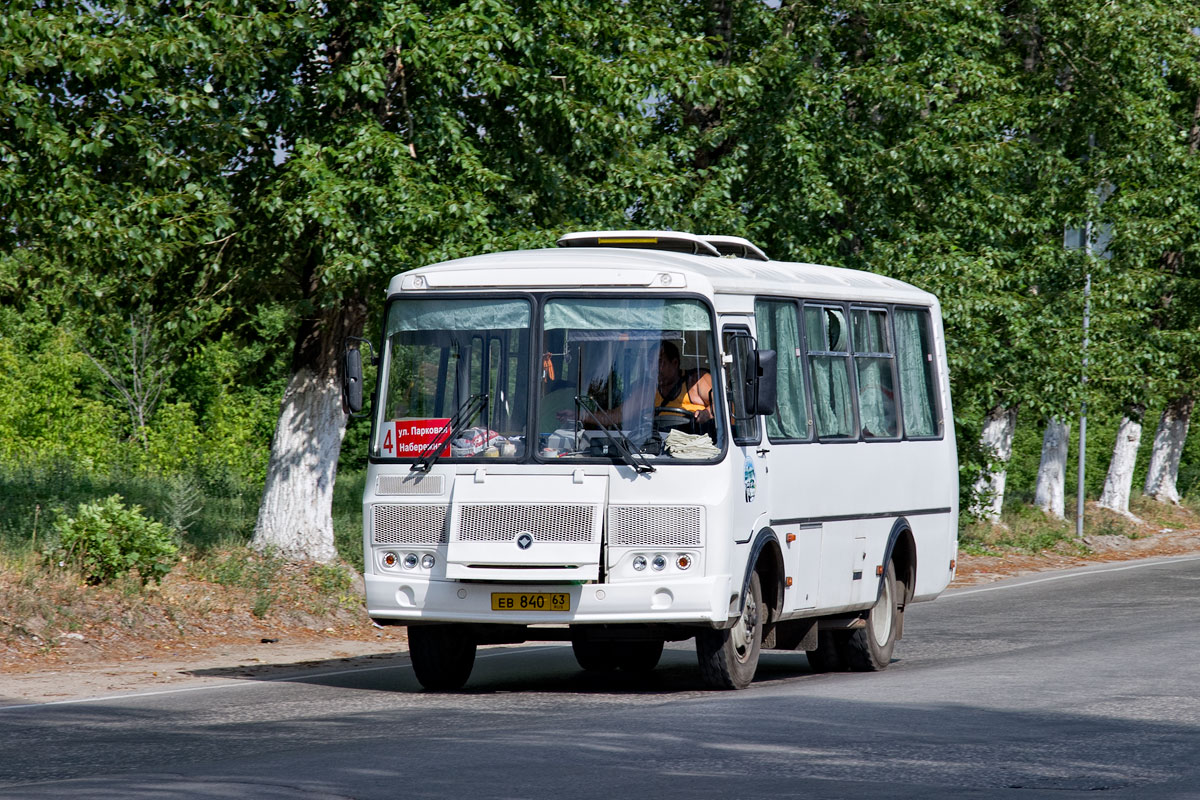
[742,527,785,624]
[882,518,917,606]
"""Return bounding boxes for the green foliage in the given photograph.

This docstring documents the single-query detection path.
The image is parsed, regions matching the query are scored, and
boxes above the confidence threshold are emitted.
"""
[189,546,282,618]
[959,505,1086,557]
[50,495,178,585]
[0,326,122,472]
[3,0,1200,563]
[308,562,352,597]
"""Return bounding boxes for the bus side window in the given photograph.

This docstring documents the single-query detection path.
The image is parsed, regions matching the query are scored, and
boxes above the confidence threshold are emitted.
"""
[803,305,857,439]
[851,307,898,439]
[894,308,942,438]
[722,329,760,445]
[754,299,810,441]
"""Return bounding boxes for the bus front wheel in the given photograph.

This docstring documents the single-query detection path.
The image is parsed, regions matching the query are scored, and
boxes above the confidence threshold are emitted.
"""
[408,624,477,691]
[696,571,763,689]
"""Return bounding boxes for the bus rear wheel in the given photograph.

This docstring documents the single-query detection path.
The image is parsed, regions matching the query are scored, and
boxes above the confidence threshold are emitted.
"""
[805,630,847,673]
[696,571,763,689]
[572,639,665,673]
[617,640,664,673]
[408,624,477,691]
[844,561,899,671]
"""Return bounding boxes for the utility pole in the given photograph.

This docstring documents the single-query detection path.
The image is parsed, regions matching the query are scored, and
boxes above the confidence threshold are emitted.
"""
[1077,229,1091,538]
[1073,133,1105,538]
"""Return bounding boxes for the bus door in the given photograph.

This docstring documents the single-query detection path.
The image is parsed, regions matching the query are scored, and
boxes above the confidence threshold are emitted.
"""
[722,322,770,545]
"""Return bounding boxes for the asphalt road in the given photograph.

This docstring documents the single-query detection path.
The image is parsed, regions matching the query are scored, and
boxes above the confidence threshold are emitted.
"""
[2,555,1199,799]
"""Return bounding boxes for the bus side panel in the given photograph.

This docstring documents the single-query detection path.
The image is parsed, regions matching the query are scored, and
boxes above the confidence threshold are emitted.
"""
[766,438,957,611]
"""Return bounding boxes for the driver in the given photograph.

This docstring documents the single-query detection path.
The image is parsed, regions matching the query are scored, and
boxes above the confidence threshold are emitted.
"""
[654,341,713,427]
[556,340,714,433]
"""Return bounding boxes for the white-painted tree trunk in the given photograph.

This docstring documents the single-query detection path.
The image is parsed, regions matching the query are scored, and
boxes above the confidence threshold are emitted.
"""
[253,364,346,562]
[1143,396,1193,505]
[1034,418,1070,519]
[1098,413,1144,518]
[971,406,1017,521]
[253,296,366,562]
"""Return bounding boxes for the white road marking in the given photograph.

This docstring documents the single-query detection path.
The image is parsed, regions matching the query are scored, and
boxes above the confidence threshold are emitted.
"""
[944,553,1200,599]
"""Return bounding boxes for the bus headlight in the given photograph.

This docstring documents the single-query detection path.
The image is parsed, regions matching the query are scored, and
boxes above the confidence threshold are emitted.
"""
[632,555,647,571]
[421,554,436,569]
[403,553,419,570]
[382,551,398,569]
[652,554,667,571]
[676,554,693,570]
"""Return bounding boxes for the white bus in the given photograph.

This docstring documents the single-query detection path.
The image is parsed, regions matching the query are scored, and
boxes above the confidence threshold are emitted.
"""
[345,231,958,690]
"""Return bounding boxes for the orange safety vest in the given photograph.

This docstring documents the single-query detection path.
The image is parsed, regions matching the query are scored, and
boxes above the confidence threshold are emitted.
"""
[655,374,708,413]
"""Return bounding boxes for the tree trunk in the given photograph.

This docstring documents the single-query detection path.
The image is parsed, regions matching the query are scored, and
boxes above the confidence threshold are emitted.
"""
[1034,417,1070,519]
[1098,408,1145,519]
[253,297,367,562]
[972,406,1017,521]
[1143,396,1193,505]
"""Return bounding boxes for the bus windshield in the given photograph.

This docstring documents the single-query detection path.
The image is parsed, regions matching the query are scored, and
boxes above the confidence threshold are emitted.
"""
[538,297,722,461]
[374,297,532,460]
[373,295,722,463]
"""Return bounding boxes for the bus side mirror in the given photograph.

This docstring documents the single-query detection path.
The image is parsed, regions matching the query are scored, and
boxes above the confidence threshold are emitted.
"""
[343,346,364,414]
[744,349,777,417]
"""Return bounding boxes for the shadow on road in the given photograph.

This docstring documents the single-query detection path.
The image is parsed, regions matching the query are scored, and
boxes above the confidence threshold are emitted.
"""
[180,644,855,697]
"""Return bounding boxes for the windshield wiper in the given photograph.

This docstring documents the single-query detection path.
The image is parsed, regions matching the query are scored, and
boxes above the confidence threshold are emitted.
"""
[575,396,655,474]
[411,393,488,472]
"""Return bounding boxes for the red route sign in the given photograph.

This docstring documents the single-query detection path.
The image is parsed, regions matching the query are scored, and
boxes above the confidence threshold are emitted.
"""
[381,418,450,458]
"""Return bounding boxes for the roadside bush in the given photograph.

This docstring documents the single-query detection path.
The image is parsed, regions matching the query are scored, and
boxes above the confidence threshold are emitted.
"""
[50,495,178,585]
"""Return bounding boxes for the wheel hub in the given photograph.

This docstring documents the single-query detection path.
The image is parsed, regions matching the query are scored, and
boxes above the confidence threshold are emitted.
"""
[733,594,759,656]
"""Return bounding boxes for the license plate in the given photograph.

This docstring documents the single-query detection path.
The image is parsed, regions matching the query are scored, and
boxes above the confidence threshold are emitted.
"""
[491,592,571,612]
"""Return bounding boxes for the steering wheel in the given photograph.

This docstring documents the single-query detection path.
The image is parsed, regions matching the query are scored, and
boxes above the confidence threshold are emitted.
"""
[653,406,697,429]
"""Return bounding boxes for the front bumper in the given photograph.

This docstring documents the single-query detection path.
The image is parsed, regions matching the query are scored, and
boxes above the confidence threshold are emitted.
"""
[365,573,733,626]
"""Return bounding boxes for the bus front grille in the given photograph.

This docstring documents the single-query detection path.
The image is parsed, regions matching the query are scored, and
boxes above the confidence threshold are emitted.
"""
[457,504,596,543]
[375,474,445,496]
[372,504,449,545]
[608,505,704,547]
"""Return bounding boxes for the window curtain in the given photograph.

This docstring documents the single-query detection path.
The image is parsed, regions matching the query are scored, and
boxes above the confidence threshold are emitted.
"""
[544,298,710,331]
[805,307,855,438]
[388,298,530,333]
[756,301,808,439]
[895,309,937,437]
[856,358,897,437]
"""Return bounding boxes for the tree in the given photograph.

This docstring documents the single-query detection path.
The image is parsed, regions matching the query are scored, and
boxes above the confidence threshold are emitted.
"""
[242,1,716,559]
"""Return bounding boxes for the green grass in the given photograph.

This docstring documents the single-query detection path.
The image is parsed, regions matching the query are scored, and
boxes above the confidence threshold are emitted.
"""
[0,463,368,567]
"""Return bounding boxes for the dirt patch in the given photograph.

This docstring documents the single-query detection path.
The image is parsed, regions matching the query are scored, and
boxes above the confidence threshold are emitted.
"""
[3,514,1199,706]
[951,504,1200,587]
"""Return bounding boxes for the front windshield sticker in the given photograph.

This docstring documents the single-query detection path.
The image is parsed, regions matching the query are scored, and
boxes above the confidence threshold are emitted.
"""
[381,418,450,458]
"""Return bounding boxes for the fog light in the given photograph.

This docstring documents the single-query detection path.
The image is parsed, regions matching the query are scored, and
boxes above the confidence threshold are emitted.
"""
[652,554,667,571]
[676,553,692,570]
[382,551,398,568]
[632,555,647,571]
[403,553,419,569]
[421,553,435,569]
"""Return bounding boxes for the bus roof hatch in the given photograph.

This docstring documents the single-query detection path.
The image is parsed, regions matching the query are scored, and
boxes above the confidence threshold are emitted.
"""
[556,230,768,261]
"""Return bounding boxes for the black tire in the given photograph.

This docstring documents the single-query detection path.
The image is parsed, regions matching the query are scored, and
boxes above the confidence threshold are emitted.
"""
[696,571,763,689]
[805,630,848,673]
[408,624,477,690]
[843,561,899,671]
[617,640,664,673]
[571,638,620,672]
[572,639,664,673]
